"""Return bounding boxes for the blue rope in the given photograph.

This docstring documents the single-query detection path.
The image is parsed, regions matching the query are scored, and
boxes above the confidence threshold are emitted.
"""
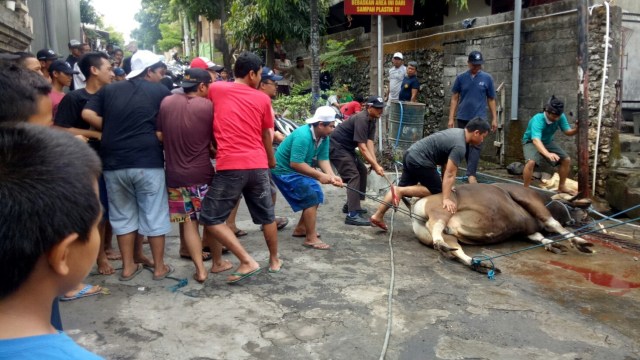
[394,101,404,149]
[471,210,640,279]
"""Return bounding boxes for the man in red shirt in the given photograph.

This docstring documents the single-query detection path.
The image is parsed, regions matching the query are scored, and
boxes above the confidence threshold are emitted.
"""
[340,94,364,120]
[200,52,282,282]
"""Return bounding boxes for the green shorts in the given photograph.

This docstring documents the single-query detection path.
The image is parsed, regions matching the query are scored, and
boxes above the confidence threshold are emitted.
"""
[523,141,569,166]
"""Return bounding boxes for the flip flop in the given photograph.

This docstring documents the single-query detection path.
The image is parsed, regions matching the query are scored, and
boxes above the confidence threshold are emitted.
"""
[369,217,388,232]
[302,242,330,250]
[152,264,175,281]
[268,261,284,274]
[118,264,144,281]
[180,252,212,262]
[234,229,248,237]
[292,233,321,238]
[60,284,103,301]
[227,267,262,284]
[276,217,289,230]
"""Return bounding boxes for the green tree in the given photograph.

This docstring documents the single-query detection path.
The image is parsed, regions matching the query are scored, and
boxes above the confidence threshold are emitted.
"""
[80,0,103,27]
[103,25,125,47]
[226,0,329,67]
[157,22,183,52]
[131,0,171,50]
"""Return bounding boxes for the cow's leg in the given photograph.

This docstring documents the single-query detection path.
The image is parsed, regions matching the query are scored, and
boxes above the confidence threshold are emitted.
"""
[527,232,568,254]
[428,218,458,252]
[541,218,594,253]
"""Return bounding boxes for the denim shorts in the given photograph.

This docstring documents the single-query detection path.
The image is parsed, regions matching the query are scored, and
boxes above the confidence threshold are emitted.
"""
[103,168,171,236]
[200,169,274,226]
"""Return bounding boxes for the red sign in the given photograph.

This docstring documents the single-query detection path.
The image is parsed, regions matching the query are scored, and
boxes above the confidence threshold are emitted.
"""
[344,0,414,15]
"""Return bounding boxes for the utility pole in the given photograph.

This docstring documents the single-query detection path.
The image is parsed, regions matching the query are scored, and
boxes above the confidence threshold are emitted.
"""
[576,0,590,198]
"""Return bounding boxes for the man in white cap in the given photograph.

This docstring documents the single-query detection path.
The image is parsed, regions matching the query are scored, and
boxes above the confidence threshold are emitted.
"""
[271,106,343,250]
[386,52,405,103]
[82,50,174,282]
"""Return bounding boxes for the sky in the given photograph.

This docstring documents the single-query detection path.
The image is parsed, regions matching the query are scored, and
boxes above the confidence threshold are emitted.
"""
[92,0,142,44]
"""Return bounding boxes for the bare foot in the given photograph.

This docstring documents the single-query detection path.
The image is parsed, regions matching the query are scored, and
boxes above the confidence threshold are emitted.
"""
[210,259,233,273]
[97,258,115,275]
[134,255,154,268]
[105,249,121,261]
[557,187,577,196]
[193,272,207,284]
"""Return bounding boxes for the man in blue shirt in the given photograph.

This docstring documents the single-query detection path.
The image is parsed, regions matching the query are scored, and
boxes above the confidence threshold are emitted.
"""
[522,96,578,194]
[398,61,419,102]
[448,50,497,184]
[272,106,343,250]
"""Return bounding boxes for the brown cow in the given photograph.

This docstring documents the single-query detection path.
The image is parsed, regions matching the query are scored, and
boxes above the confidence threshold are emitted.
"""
[411,183,594,273]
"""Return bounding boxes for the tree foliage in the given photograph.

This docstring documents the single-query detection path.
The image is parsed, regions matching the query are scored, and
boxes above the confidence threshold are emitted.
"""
[226,0,329,53]
[131,0,171,50]
[104,25,125,47]
[319,39,356,74]
[157,22,183,52]
[80,0,103,27]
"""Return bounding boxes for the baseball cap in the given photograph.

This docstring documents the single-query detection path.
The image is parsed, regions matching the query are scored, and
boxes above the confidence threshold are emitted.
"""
[261,66,283,82]
[48,60,79,75]
[179,68,212,88]
[468,50,484,65]
[126,50,163,79]
[393,52,403,60]
[305,106,338,124]
[366,95,385,109]
[190,57,208,70]
[68,39,82,48]
[113,67,126,77]
[296,56,304,62]
[36,48,60,60]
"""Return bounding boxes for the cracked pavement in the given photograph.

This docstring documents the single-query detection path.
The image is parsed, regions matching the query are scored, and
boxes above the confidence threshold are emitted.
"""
[62,184,640,359]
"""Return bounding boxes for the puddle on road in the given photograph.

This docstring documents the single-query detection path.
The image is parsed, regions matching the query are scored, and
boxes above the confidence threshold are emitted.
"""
[501,236,640,340]
[546,260,640,292]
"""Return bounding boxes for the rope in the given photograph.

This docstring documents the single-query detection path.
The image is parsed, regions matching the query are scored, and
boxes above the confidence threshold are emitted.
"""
[471,213,640,277]
[379,161,401,360]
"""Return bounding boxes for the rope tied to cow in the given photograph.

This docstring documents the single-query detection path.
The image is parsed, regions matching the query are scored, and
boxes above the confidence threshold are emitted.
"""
[471,203,640,279]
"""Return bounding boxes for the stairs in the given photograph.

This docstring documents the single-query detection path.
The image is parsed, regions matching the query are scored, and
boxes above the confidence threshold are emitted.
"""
[605,121,640,219]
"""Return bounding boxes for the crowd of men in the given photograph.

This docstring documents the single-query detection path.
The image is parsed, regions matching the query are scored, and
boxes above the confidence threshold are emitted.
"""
[0,41,578,358]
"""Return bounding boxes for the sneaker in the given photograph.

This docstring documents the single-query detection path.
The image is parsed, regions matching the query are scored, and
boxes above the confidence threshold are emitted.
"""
[345,213,371,226]
[342,204,368,214]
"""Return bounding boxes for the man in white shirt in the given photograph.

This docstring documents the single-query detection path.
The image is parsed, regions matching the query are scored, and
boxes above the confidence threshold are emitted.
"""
[386,52,406,103]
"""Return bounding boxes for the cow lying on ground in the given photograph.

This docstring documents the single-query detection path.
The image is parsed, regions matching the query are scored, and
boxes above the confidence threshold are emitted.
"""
[411,183,594,273]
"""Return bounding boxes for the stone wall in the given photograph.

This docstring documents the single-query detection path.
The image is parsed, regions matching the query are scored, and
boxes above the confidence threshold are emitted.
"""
[319,0,621,199]
[587,5,620,196]
[0,1,32,52]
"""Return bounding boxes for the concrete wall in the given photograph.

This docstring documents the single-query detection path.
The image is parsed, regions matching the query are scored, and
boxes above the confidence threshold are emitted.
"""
[0,0,32,52]
[310,0,621,198]
[27,0,81,55]
[621,11,640,114]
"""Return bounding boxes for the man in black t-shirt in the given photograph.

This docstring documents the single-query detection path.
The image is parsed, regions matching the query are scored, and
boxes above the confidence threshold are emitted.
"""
[330,96,386,226]
[83,50,173,283]
[54,52,116,276]
[55,52,112,141]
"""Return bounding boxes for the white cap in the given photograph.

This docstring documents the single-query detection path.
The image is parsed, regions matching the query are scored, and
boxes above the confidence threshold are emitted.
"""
[126,50,163,79]
[305,106,337,124]
[393,52,403,60]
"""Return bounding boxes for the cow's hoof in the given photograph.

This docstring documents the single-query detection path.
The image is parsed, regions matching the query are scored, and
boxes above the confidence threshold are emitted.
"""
[571,239,595,253]
[545,243,568,254]
[470,262,501,274]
